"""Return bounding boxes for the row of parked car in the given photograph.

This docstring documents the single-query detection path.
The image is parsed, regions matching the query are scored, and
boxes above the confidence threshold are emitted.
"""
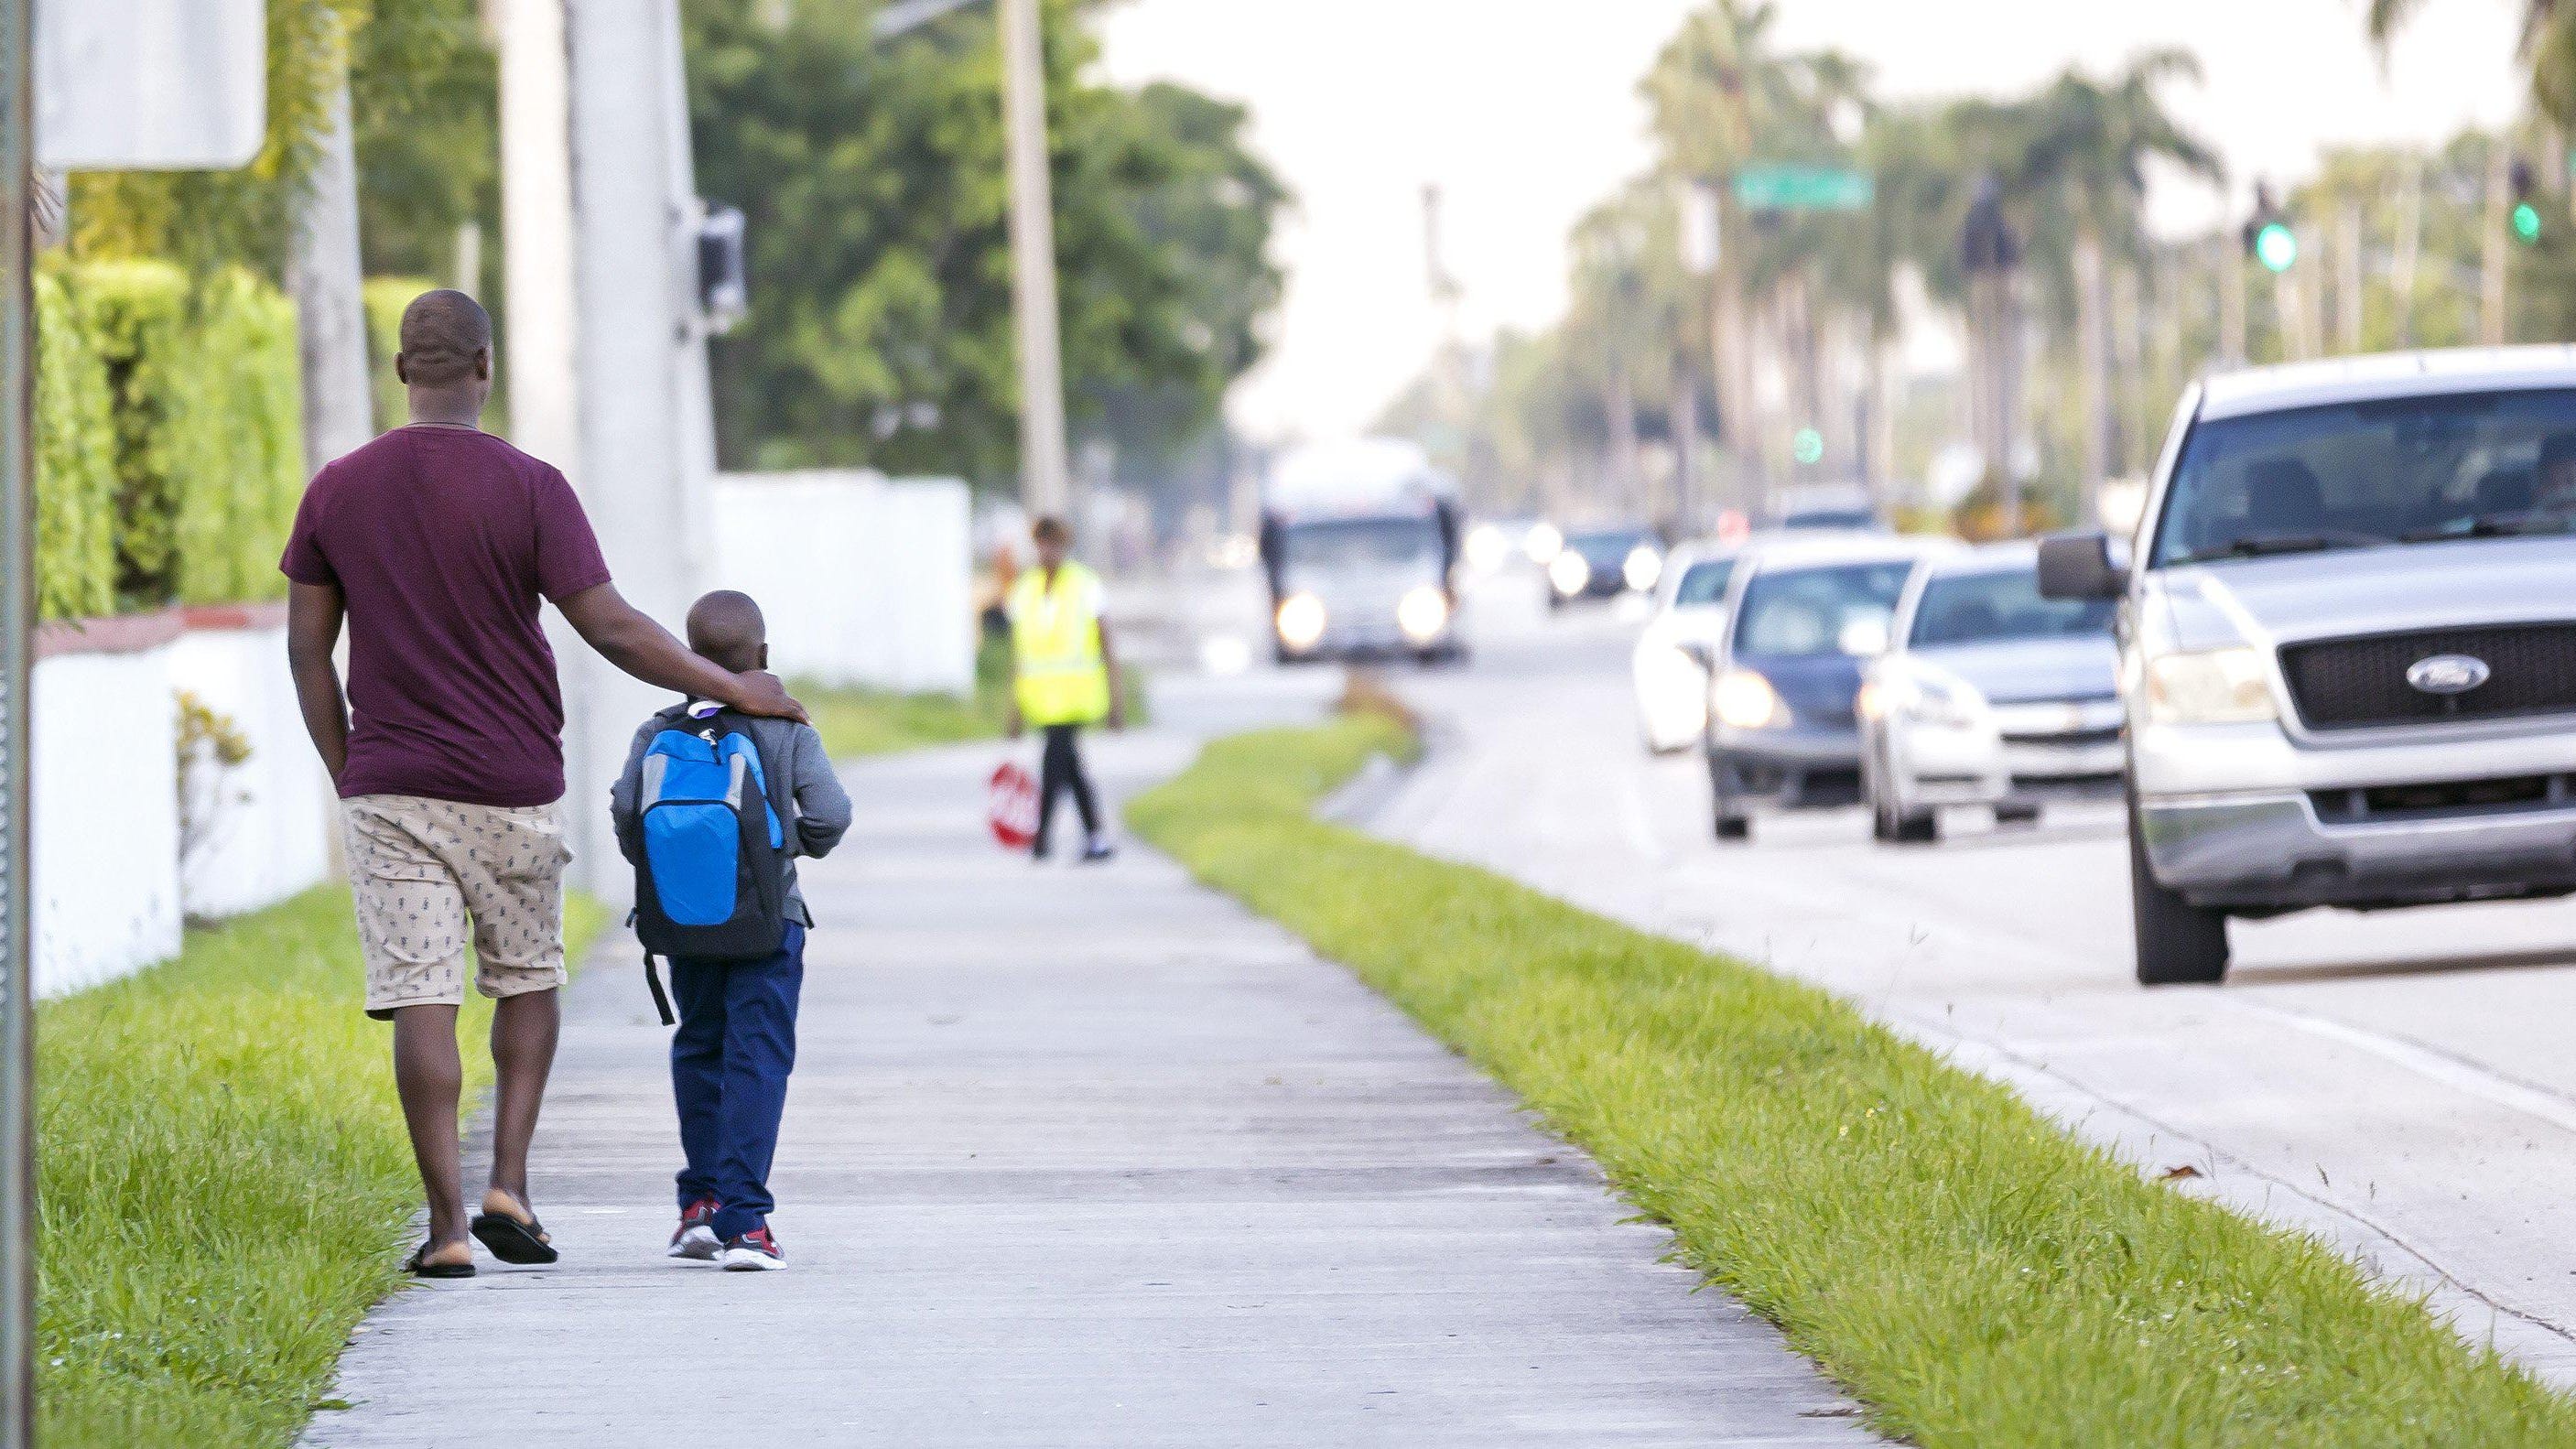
[1624,345,2576,988]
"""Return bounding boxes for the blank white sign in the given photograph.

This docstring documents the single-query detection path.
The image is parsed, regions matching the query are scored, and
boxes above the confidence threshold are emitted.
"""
[35,0,265,170]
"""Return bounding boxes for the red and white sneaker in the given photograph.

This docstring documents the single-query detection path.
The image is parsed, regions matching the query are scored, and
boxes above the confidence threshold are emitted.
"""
[667,1197,720,1260]
[719,1226,785,1271]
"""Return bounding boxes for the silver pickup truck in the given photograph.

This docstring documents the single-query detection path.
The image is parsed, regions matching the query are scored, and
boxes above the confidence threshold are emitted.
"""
[2040,347,2576,985]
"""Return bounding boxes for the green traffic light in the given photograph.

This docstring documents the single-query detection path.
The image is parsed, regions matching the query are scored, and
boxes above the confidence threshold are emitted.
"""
[2254,221,2298,274]
[2515,200,2543,244]
[1791,427,1824,466]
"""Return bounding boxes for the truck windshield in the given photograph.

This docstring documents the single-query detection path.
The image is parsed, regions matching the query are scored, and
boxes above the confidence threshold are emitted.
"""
[2151,387,2576,567]
[1283,517,1439,570]
[1910,568,2114,646]
[1735,561,1914,658]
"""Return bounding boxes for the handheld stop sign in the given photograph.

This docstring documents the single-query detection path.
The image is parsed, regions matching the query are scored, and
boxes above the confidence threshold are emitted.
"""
[987,761,1039,849]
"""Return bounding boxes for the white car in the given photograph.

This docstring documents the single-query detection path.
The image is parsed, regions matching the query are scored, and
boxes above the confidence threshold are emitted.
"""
[1858,542,2123,842]
[1630,542,1746,752]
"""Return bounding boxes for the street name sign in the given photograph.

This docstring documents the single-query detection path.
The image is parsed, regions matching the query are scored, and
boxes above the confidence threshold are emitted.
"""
[1732,165,1873,213]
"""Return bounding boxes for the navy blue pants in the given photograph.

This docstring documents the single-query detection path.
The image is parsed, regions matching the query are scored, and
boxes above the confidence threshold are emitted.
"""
[670,923,804,1241]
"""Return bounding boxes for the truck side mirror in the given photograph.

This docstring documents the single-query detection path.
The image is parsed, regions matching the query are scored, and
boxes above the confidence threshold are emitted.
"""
[2037,531,2126,600]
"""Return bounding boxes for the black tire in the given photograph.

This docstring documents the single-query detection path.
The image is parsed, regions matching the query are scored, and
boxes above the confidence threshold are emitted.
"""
[2127,800,2228,985]
[1865,736,1936,844]
[1708,751,1751,842]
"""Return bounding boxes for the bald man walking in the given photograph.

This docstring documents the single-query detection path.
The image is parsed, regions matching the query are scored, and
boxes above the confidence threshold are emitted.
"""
[283,289,807,1277]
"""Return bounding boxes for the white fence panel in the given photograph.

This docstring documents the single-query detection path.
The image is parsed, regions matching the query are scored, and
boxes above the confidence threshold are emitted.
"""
[712,471,975,695]
[167,611,334,921]
[31,624,181,998]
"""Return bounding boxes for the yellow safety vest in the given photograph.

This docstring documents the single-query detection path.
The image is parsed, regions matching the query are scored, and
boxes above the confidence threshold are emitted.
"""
[1007,561,1111,726]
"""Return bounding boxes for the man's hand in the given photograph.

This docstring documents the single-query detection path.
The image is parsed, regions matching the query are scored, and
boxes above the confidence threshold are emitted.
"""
[1003,700,1024,740]
[727,669,808,724]
[1106,696,1128,733]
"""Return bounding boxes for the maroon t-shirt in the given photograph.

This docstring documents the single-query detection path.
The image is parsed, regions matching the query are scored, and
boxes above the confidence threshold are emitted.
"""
[279,426,612,807]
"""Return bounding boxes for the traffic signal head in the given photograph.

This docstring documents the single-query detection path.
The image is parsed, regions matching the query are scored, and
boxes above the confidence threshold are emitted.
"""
[1791,427,1824,466]
[2512,158,2542,244]
[2253,220,2298,274]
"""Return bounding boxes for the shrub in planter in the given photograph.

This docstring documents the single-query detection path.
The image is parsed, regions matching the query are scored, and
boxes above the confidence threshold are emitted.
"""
[33,269,116,621]
[70,259,305,611]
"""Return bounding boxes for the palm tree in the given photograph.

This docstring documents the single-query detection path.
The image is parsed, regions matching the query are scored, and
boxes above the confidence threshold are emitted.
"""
[2009,51,2221,511]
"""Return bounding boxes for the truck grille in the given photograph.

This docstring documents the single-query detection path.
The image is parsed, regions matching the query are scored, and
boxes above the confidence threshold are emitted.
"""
[2279,624,2576,730]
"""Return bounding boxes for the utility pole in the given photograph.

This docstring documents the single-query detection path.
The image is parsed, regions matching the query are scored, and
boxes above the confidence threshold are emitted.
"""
[2219,233,2246,365]
[2393,164,2423,348]
[2336,196,2365,355]
[1000,0,1070,524]
[2482,142,2511,346]
[287,9,373,460]
[0,5,28,1443]
[1960,175,2021,535]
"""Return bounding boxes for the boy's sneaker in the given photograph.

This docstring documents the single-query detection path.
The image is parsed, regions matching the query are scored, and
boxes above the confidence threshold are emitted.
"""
[720,1227,786,1271]
[667,1197,721,1260]
[1080,837,1116,863]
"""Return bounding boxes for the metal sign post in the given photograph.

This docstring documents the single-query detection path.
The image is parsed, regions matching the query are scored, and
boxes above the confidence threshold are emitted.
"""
[0,0,35,1440]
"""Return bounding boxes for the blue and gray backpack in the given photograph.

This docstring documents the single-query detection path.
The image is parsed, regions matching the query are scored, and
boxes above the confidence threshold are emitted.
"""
[632,705,788,1023]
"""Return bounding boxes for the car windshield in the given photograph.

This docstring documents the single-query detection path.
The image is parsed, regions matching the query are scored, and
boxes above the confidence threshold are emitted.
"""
[1910,568,2115,646]
[1568,529,1652,566]
[1734,560,1915,658]
[1283,517,1439,571]
[2151,387,2576,567]
[1672,559,1734,606]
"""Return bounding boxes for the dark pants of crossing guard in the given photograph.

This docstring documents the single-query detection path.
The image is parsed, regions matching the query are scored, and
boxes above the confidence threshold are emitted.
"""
[1036,723,1099,850]
[671,922,804,1241]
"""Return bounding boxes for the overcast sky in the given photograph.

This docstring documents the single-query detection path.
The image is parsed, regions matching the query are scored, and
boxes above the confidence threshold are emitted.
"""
[1097,0,2527,443]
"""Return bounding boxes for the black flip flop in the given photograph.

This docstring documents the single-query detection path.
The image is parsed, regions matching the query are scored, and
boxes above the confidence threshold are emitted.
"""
[405,1242,476,1279]
[470,1202,559,1265]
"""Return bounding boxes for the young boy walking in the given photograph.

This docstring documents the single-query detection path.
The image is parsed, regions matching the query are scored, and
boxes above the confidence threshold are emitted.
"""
[611,591,850,1271]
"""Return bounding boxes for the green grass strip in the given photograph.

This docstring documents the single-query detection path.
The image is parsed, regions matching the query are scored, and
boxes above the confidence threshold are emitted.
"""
[1128,718,2576,1446]
[38,884,606,1448]
[801,634,1149,760]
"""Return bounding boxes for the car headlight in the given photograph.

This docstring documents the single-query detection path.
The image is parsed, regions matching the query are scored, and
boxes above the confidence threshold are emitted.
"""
[1712,668,1787,730]
[1463,525,1509,575]
[1549,551,1591,596]
[1275,592,1327,651]
[1526,522,1563,563]
[1397,586,1450,643]
[1623,546,1662,592]
[2142,645,2275,726]
[1886,672,1986,729]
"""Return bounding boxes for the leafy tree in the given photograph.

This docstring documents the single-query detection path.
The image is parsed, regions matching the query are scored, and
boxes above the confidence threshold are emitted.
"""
[683,0,1287,491]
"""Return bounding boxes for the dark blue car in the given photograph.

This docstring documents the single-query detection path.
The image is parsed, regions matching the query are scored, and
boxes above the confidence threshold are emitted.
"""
[1704,535,1947,840]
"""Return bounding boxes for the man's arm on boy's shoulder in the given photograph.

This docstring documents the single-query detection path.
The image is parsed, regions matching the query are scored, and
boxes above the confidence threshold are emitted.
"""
[607,718,662,865]
[786,723,852,859]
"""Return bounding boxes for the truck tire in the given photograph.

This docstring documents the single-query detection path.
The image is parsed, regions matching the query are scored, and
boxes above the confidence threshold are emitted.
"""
[2128,800,2228,985]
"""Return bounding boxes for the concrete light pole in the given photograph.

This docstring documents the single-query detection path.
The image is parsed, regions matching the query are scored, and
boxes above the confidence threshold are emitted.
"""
[1000,0,1071,525]
[286,9,373,465]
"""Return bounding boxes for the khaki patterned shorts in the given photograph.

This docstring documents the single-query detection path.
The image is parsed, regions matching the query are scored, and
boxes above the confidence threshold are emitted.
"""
[341,795,572,1020]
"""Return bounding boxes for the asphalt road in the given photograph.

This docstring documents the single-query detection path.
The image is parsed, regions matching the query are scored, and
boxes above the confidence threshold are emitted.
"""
[1258,566,2576,1385]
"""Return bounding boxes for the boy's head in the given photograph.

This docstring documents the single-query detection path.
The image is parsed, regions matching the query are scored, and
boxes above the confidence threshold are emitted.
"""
[687,590,767,674]
[1030,515,1070,568]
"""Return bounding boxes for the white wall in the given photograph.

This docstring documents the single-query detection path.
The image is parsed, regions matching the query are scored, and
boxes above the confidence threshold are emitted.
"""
[712,471,975,695]
[167,620,335,920]
[32,643,182,998]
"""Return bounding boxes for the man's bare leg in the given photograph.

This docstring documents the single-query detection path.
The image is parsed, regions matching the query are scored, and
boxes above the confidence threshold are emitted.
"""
[484,988,560,1218]
[391,1002,472,1269]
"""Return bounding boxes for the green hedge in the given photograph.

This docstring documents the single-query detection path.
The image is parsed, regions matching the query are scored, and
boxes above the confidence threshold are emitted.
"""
[362,276,428,435]
[37,260,306,618]
[34,271,117,621]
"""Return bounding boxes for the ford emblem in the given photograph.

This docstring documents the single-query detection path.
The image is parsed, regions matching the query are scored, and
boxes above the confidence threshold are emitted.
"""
[2406,654,2491,696]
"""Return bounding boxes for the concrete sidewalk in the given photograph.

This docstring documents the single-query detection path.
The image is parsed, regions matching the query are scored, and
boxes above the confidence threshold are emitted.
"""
[303,729,1875,1447]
